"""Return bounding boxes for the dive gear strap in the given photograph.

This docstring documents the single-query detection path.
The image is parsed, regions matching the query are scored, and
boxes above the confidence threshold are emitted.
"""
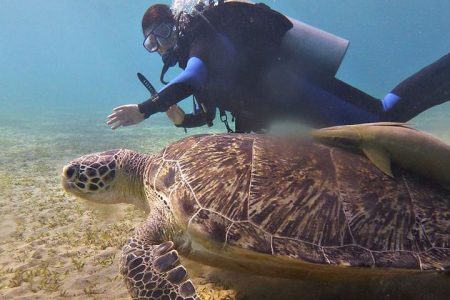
[220,109,234,133]
[137,72,160,118]
[137,72,158,95]
[191,95,213,127]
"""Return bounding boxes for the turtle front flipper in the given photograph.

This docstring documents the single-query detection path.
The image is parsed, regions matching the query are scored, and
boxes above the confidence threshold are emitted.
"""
[120,238,198,300]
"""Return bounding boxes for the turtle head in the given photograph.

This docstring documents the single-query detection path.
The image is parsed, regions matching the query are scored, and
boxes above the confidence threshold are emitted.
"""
[62,149,150,211]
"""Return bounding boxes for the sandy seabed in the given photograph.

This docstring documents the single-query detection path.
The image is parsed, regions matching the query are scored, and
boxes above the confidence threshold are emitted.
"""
[0,113,236,299]
[1,109,450,299]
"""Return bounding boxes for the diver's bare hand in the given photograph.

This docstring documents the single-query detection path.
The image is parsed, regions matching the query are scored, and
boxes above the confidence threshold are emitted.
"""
[107,104,145,130]
[166,105,186,125]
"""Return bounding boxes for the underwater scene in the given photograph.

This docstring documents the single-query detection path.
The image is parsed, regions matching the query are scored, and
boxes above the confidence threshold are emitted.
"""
[1,0,450,299]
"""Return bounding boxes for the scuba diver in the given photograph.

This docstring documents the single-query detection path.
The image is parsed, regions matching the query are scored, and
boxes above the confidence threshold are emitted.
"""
[107,0,450,133]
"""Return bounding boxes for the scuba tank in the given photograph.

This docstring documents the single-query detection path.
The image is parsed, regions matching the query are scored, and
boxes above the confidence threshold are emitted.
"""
[222,0,349,77]
[280,17,349,78]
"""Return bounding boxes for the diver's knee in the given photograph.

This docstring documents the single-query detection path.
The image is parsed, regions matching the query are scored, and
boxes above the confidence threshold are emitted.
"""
[381,93,402,112]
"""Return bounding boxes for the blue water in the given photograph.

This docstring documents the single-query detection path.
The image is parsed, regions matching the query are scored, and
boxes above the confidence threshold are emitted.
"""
[1,0,449,119]
[0,1,449,299]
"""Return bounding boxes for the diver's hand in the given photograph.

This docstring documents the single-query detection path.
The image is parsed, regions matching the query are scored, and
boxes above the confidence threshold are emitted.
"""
[166,105,186,126]
[107,104,145,130]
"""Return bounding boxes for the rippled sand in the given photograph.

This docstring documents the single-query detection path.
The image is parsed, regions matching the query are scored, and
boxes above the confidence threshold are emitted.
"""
[0,108,449,299]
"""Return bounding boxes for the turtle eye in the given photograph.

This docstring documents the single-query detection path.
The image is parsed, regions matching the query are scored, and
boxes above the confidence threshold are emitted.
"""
[64,165,77,180]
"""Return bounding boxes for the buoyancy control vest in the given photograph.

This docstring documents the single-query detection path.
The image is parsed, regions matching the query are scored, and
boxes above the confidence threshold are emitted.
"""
[166,1,292,76]
[167,1,293,132]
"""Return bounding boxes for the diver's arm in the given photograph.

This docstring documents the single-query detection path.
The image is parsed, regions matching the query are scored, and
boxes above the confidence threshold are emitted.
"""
[175,113,207,128]
[107,82,193,130]
[166,96,217,128]
[165,105,209,128]
[137,82,193,118]
[175,106,217,128]
[166,105,186,125]
[137,57,208,118]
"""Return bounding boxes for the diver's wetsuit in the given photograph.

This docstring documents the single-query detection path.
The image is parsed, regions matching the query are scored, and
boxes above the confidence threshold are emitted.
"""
[138,2,450,132]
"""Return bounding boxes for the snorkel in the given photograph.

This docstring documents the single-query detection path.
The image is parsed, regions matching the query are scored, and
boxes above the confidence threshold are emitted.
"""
[160,48,178,84]
[142,22,178,84]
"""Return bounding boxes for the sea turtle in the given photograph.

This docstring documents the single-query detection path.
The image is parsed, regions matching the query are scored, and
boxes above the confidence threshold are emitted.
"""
[61,134,450,300]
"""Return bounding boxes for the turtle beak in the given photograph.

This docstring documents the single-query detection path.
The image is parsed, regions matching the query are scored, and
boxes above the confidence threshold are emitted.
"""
[61,177,71,192]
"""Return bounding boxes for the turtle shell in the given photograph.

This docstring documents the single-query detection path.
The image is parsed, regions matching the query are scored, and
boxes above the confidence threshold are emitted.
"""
[149,134,450,271]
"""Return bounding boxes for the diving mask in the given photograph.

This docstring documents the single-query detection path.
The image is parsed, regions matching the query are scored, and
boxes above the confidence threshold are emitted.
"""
[143,23,173,53]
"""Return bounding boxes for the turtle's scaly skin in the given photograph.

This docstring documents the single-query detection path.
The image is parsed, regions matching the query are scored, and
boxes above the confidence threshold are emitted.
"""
[152,134,450,270]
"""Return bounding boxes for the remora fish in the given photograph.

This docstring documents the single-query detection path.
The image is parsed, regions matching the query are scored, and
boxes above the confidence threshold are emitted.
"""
[312,122,450,189]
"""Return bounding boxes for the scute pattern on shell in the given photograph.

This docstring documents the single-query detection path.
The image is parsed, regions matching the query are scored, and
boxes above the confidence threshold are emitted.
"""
[149,134,450,271]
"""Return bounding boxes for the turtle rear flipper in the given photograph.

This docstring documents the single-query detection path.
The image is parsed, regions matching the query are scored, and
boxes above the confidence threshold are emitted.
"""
[120,239,199,300]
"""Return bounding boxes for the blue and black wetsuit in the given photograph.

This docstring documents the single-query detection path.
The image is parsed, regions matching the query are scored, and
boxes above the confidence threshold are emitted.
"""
[262,51,450,127]
[139,2,290,132]
[138,2,450,132]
